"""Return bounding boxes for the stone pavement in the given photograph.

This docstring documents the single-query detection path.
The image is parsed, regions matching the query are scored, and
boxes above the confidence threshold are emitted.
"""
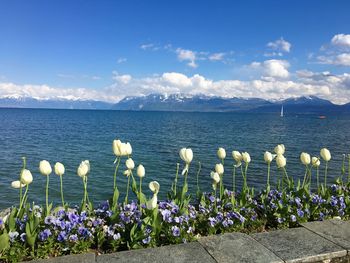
[27,219,350,263]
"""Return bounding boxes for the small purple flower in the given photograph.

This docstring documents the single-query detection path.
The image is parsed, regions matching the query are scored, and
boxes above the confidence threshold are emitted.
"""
[294,197,302,207]
[319,212,324,221]
[9,231,19,242]
[0,218,3,226]
[297,209,304,217]
[277,218,284,224]
[68,212,79,223]
[209,195,215,203]
[208,217,217,227]
[44,216,56,225]
[142,236,151,244]
[172,226,180,237]
[57,231,67,242]
[161,209,172,223]
[290,215,297,222]
[20,233,26,243]
[39,229,52,241]
[57,209,66,218]
[330,196,338,207]
[113,233,121,240]
[69,234,78,242]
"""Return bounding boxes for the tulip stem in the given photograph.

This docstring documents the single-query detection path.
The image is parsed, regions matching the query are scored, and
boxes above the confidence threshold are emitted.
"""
[174,163,179,196]
[267,163,270,192]
[348,155,350,183]
[244,163,249,192]
[139,176,142,211]
[316,167,320,190]
[125,173,131,205]
[19,157,26,208]
[82,176,88,209]
[196,162,201,196]
[46,175,50,216]
[17,185,29,217]
[113,157,121,191]
[60,175,65,207]
[302,166,308,188]
[324,161,328,189]
[232,166,236,193]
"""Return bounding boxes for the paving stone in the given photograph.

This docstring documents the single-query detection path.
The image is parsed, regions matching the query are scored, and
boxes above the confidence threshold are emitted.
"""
[251,227,347,263]
[198,232,283,263]
[25,253,96,263]
[302,219,350,250]
[96,242,216,263]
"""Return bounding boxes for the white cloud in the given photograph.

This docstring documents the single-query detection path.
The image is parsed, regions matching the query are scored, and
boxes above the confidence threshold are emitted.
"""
[140,43,160,51]
[117,58,127,64]
[209,53,225,61]
[112,71,132,84]
[331,34,350,48]
[176,48,198,68]
[267,38,291,53]
[249,59,290,79]
[317,53,350,66]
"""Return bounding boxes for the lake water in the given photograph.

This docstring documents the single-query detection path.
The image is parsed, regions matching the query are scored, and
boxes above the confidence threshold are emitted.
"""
[0,108,349,210]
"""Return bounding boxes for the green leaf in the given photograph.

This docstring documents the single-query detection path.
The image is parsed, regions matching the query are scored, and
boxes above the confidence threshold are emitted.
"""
[8,208,17,231]
[112,187,120,212]
[0,231,9,251]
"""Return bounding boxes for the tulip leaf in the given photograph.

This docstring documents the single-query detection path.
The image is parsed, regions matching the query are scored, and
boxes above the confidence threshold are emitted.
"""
[112,187,120,212]
[0,231,9,251]
[8,208,17,231]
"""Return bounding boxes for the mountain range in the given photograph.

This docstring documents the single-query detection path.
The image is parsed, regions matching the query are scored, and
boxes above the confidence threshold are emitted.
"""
[0,94,349,113]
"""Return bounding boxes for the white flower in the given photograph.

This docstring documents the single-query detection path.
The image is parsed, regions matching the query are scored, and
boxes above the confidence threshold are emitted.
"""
[112,139,123,156]
[217,147,226,160]
[123,170,131,177]
[274,144,285,155]
[320,148,331,162]
[210,171,220,184]
[125,158,135,170]
[276,154,286,168]
[11,180,25,189]
[125,142,132,156]
[146,194,158,210]
[312,157,321,167]
[149,181,160,195]
[137,164,145,178]
[179,148,193,164]
[242,152,251,163]
[215,163,224,175]
[21,169,33,185]
[39,160,52,176]
[264,151,274,164]
[77,160,90,178]
[232,151,242,163]
[300,152,311,165]
[54,162,65,176]
[113,139,132,156]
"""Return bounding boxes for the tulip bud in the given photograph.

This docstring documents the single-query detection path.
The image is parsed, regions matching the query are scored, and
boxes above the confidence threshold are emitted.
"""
[264,151,273,164]
[312,157,320,167]
[112,139,123,156]
[215,163,224,175]
[125,142,132,156]
[126,158,135,170]
[137,164,145,178]
[217,147,226,160]
[276,154,286,168]
[179,148,193,164]
[242,152,251,163]
[77,160,90,178]
[300,152,311,165]
[210,171,220,184]
[320,148,331,162]
[232,151,242,163]
[39,160,52,176]
[274,144,285,155]
[149,181,160,194]
[54,162,65,176]
[11,180,26,189]
[21,169,33,185]
[123,170,131,177]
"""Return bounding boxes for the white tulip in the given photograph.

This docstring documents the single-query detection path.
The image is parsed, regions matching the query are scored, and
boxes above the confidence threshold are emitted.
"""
[146,194,158,210]
[300,152,311,165]
[217,147,226,160]
[210,171,220,184]
[179,148,193,164]
[126,158,135,170]
[264,151,273,164]
[276,154,286,168]
[113,139,123,156]
[320,148,331,162]
[11,180,25,189]
[232,151,242,163]
[125,142,132,156]
[21,169,33,185]
[242,152,251,163]
[215,163,224,175]
[123,169,131,177]
[149,181,160,194]
[274,144,285,155]
[137,164,145,178]
[77,160,90,177]
[312,157,321,167]
[39,160,52,176]
[54,162,65,176]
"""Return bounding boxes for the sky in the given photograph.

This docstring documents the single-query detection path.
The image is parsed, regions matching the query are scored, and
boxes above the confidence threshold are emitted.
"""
[1,0,350,104]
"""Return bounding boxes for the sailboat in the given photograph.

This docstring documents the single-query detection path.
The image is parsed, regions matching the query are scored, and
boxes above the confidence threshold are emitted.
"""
[280,105,284,117]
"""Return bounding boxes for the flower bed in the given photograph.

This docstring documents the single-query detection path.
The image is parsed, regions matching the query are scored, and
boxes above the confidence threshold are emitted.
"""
[0,141,349,262]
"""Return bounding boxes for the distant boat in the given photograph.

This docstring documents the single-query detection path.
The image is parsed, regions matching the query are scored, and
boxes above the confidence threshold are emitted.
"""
[280,105,284,117]
[319,115,326,119]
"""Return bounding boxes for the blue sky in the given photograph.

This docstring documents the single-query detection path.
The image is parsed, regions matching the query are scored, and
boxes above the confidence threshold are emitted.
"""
[1,0,350,103]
